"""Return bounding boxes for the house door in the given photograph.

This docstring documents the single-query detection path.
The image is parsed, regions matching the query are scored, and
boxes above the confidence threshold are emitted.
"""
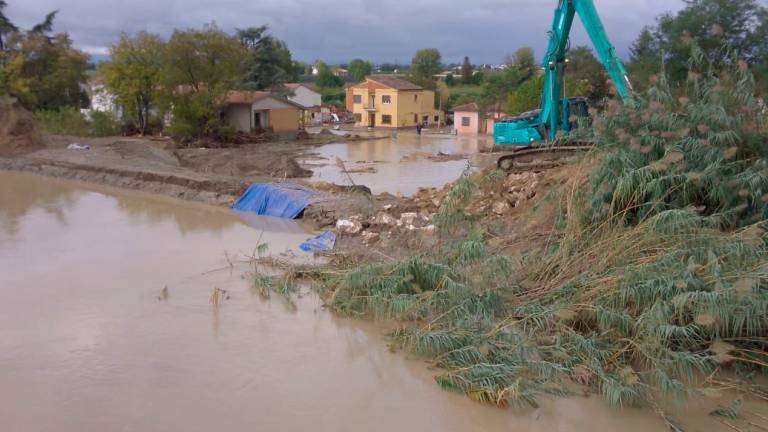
[253,112,261,130]
[369,113,375,127]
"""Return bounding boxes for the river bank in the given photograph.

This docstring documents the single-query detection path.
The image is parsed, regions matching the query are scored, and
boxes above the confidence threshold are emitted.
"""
[2,170,758,432]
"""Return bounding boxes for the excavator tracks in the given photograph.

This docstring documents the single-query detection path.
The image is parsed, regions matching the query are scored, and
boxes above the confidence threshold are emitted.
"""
[496,145,593,172]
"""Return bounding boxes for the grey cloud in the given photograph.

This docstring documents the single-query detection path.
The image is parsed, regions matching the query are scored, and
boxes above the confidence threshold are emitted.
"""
[8,0,685,62]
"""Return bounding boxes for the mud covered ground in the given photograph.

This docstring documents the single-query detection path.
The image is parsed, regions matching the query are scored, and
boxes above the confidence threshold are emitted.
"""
[0,132,388,224]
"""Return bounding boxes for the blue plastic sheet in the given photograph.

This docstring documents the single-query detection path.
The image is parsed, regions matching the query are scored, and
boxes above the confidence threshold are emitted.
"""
[299,231,337,252]
[232,183,316,219]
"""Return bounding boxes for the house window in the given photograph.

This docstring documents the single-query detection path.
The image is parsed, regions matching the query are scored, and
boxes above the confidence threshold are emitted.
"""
[434,115,439,122]
[461,117,471,127]
[414,94,418,102]
[382,115,392,125]
[422,115,429,124]
[382,95,391,105]
[353,95,362,104]
[354,113,362,123]
[413,114,418,123]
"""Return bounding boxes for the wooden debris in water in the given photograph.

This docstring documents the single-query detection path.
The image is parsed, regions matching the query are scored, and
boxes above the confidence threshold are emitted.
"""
[210,287,228,306]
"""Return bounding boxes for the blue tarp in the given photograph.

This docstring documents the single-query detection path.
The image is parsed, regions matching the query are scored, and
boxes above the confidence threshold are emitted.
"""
[299,231,337,252]
[232,183,316,219]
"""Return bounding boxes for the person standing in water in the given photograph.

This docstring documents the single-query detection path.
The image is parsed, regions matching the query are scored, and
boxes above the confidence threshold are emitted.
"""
[416,123,422,135]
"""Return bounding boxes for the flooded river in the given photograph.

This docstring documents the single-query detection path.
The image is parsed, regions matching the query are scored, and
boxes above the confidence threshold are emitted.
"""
[0,171,740,431]
[308,132,490,195]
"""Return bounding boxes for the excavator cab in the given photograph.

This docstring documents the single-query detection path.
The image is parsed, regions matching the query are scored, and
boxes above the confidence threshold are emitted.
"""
[565,97,589,130]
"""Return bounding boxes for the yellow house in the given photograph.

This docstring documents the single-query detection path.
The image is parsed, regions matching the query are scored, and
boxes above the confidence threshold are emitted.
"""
[345,75,441,129]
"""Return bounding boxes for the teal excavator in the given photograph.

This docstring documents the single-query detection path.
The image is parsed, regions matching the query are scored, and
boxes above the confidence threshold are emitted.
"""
[493,0,633,169]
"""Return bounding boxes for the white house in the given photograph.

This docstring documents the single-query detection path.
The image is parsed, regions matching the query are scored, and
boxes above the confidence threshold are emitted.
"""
[280,83,322,109]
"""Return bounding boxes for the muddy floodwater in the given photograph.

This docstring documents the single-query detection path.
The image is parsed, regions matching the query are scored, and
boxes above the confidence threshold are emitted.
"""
[308,132,490,195]
[0,171,745,431]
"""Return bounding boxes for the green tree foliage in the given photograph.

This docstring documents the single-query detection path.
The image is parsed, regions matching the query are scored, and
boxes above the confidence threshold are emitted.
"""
[238,26,297,90]
[0,1,18,50]
[627,0,768,94]
[162,24,244,137]
[410,48,441,89]
[0,8,88,110]
[348,58,372,82]
[461,56,473,85]
[508,46,537,80]
[311,46,768,413]
[480,68,523,114]
[315,61,342,88]
[445,73,455,87]
[626,27,660,92]
[101,32,164,135]
[3,32,89,110]
[506,75,588,114]
[567,46,609,106]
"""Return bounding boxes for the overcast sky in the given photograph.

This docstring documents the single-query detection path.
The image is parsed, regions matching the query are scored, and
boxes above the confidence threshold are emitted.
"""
[5,0,706,64]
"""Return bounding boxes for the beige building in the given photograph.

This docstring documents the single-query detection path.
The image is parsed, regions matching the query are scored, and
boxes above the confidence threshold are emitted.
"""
[221,91,303,134]
[345,76,441,128]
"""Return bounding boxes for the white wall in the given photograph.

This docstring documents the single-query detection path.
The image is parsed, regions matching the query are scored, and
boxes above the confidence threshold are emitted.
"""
[288,86,321,108]
[224,104,252,132]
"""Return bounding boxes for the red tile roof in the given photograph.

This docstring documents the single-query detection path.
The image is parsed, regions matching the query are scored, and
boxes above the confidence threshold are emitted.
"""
[452,102,480,112]
[366,75,423,90]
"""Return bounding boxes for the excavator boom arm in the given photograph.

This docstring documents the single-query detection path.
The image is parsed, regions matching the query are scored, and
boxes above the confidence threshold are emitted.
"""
[539,0,633,140]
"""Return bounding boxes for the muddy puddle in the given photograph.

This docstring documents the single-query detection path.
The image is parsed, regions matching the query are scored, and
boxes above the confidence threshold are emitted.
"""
[0,171,748,431]
[306,132,491,195]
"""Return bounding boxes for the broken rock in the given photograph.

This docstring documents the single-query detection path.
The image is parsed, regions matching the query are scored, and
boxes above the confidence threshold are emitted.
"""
[336,218,363,234]
[492,200,511,215]
[372,212,397,226]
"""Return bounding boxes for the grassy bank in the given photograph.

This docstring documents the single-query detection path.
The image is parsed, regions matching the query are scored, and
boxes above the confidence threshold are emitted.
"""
[256,46,768,427]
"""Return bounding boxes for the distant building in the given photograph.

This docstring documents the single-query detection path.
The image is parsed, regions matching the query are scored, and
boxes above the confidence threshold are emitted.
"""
[221,91,303,135]
[453,103,481,135]
[453,102,506,135]
[272,83,323,125]
[345,75,442,129]
[333,68,349,78]
[278,83,322,109]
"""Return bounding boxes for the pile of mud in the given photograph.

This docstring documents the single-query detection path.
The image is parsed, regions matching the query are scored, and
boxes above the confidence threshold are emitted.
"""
[0,100,44,156]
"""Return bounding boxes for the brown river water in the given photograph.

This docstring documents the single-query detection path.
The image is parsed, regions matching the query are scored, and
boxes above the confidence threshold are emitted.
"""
[0,171,755,431]
[307,132,491,195]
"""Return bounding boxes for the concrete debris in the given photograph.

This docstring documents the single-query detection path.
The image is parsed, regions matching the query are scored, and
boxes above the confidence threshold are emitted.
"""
[361,230,380,245]
[372,212,397,226]
[492,200,511,215]
[336,217,363,234]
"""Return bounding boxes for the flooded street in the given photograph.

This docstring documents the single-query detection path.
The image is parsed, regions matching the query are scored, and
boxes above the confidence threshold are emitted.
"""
[0,171,738,431]
[307,132,490,195]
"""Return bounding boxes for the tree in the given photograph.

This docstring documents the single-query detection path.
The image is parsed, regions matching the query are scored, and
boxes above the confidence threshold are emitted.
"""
[162,24,245,137]
[626,27,660,92]
[410,48,441,89]
[508,47,537,80]
[479,66,526,116]
[0,1,18,51]
[237,26,297,90]
[0,5,88,110]
[315,61,342,88]
[461,56,473,85]
[567,46,609,106]
[348,58,372,82]
[627,0,768,91]
[101,31,165,135]
[506,75,588,115]
[445,73,455,87]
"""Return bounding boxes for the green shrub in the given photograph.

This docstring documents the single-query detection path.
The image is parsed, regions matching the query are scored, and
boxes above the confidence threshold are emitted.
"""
[306,43,768,417]
[89,111,118,137]
[167,93,215,139]
[36,108,91,136]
